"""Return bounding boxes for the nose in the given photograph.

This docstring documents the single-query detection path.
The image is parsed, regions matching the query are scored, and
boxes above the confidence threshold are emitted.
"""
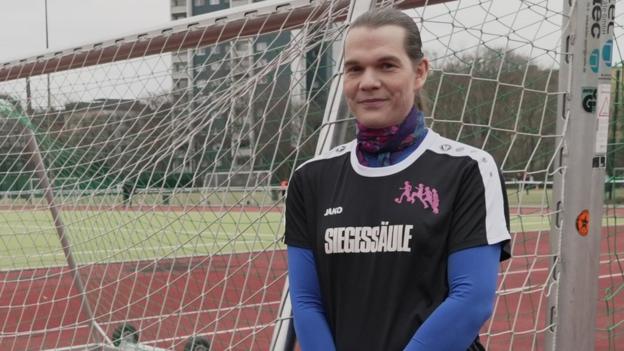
[359,69,380,91]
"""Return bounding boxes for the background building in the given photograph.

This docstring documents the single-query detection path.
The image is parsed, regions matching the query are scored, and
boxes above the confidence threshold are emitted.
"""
[170,0,333,184]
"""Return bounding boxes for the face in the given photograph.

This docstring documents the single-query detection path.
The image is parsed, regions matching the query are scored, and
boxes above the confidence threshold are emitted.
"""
[343,25,428,128]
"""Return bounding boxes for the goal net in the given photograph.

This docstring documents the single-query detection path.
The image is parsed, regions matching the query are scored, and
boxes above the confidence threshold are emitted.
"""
[0,0,621,350]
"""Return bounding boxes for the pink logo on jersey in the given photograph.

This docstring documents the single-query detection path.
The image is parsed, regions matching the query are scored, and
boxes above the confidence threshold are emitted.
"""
[394,181,440,214]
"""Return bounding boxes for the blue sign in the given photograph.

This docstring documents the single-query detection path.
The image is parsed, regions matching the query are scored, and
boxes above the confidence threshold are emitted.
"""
[589,49,600,73]
[602,39,613,67]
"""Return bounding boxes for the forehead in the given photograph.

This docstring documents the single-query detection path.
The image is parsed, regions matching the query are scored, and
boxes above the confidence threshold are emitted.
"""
[344,25,408,63]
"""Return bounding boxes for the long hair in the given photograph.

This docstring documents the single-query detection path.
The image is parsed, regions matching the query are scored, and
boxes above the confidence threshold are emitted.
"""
[349,8,429,112]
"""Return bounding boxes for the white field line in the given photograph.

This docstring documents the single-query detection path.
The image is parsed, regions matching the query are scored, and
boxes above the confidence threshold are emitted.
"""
[0,241,286,272]
[500,256,624,276]
[0,215,578,256]
[0,226,285,272]
[496,269,624,296]
[0,222,283,258]
[2,301,281,338]
[496,257,624,295]
[0,221,282,239]
[5,239,276,259]
[0,223,280,252]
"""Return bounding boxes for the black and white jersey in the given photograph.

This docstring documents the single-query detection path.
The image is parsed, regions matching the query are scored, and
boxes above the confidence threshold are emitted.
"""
[285,130,511,351]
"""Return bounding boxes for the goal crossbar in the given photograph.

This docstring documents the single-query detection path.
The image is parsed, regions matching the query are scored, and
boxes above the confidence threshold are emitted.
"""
[0,0,447,82]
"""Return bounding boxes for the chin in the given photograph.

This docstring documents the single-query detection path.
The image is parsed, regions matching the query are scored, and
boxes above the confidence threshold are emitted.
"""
[356,111,396,129]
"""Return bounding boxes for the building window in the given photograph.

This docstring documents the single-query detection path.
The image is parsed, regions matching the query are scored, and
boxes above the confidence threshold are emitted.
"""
[209,0,219,5]
[236,42,250,53]
[210,62,220,71]
[177,79,189,89]
[209,81,222,90]
[195,96,209,105]
[197,47,208,56]
[173,62,186,72]
[256,42,268,51]
[194,0,206,5]
[196,79,208,89]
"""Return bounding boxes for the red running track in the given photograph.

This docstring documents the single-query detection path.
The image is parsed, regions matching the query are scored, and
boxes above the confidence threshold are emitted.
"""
[1,225,622,350]
[0,251,287,350]
[482,225,624,350]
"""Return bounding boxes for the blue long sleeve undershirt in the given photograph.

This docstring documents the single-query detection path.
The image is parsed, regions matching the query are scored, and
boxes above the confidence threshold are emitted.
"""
[288,246,336,350]
[403,244,501,350]
[288,245,501,351]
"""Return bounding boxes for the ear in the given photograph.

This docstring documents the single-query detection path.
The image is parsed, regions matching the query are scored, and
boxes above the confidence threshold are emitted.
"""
[413,58,429,91]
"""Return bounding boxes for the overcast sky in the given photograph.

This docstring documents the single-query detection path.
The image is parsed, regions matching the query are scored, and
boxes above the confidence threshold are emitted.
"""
[0,0,170,63]
[1,1,621,64]
[0,0,621,108]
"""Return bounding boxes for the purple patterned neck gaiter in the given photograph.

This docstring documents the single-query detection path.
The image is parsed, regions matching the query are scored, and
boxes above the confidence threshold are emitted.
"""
[356,107,426,166]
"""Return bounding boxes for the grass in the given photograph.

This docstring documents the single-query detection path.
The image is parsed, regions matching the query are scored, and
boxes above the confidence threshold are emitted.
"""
[0,208,550,271]
[0,186,621,271]
[0,210,285,270]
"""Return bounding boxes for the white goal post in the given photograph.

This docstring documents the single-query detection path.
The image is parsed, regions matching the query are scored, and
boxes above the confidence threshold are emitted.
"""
[0,0,621,350]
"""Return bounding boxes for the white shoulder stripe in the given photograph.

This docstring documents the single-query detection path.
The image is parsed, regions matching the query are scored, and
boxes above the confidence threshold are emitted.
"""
[427,132,511,245]
[296,140,354,171]
[349,129,435,177]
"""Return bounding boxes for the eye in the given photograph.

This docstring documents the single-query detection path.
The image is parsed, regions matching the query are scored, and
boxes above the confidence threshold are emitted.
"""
[345,66,362,74]
[381,63,396,70]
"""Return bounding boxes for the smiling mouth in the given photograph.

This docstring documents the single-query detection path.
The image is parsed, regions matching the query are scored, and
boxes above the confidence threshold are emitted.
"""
[358,99,387,109]
[358,98,386,103]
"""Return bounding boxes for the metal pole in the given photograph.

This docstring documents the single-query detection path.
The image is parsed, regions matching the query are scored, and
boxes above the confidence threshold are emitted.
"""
[0,101,112,347]
[25,78,33,115]
[610,67,621,199]
[546,0,614,350]
[45,0,51,109]
[269,278,297,351]
[24,122,111,346]
[44,0,49,48]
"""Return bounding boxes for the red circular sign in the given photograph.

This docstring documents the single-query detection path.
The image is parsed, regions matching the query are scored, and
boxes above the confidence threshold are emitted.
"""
[576,210,590,236]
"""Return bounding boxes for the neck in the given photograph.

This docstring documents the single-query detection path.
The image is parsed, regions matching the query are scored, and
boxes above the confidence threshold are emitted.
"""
[355,107,427,167]
[357,106,424,153]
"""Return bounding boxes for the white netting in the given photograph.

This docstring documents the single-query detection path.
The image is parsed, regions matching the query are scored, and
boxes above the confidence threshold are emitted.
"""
[0,0,622,350]
[418,2,564,348]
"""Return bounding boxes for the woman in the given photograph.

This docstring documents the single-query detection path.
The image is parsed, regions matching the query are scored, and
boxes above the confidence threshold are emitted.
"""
[285,8,511,351]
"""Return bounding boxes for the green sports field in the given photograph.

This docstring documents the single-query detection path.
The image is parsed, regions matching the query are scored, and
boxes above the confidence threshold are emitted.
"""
[0,186,621,270]
[0,209,286,269]
[0,208,561,270]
